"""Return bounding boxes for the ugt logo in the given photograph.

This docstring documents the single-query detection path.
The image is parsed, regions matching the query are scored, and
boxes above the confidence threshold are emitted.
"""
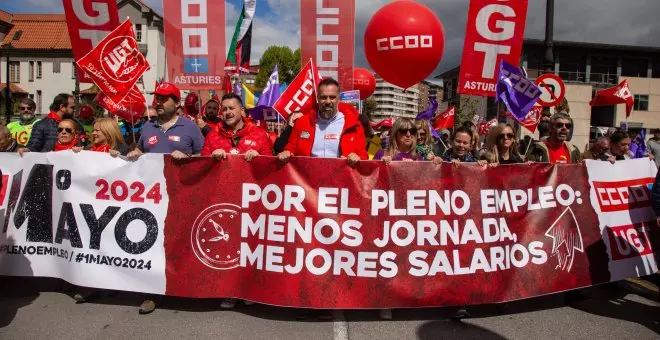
[101,36,144,83]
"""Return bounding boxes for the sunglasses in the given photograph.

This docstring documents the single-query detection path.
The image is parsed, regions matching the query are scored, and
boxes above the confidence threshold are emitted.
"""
[554,123,572,129]
[398,128,418,135]
[498,133,515,139]
[19,106,32,111]
[57,127,74,134]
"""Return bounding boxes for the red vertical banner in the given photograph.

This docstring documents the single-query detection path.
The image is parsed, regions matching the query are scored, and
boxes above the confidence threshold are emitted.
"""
[300,0,355,91]
[62,0,121,83]
[163,0,226,90]
[458,0,529,97]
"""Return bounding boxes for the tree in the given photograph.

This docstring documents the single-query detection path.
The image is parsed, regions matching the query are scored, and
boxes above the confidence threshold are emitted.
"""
[363,98,378,119]
[255,46,301,87]
[455,96,480,128]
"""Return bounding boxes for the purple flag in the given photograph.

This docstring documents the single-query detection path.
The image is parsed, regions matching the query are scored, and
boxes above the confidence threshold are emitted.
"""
[416,97,438,121]
[248,65,283,121]
[415,97,440,139]
[495,61,542,122]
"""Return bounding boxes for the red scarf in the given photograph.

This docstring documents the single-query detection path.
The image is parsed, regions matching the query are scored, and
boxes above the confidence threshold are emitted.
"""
[54,137,80,152]
[90,144,111,153]
[47,111,62,123]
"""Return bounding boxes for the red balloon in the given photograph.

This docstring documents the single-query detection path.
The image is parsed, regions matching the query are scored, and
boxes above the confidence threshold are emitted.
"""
[353,68,377,100]
[364,1,445,89]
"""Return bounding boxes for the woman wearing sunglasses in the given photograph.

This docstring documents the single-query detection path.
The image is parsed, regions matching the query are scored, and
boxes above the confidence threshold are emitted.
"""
[482,124,525,165]
[373,118,423,165]
[73,118,131,157]
[54,119,83,151]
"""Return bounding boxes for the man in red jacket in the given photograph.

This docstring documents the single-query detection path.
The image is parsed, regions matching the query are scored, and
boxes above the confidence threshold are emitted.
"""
[277,78,367,167]
[201,93,272,160]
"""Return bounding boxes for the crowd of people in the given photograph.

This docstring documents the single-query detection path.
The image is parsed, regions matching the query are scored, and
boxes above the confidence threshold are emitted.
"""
[0,78,657,318]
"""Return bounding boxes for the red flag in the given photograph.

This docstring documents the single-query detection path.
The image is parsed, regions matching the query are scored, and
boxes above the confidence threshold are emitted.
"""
[374,117,394,130]
[458,0,529,97]
[222,74,233,95]
[478,118,498,135]
[589,80,634,117]
[273,59,321,120]
[163,0,226,90]
[506,106,543,133]
[95,85,146,122]
[301,0,355,91]
[432,106,455,131]
[62,0,120,83]
[76,19,150,103]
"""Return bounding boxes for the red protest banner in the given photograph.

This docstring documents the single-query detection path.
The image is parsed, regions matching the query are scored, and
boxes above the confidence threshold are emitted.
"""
[76,19,150,103]
[94,85,146,122]
[62,0,121,83]
[478,117,497,135]
[160,157,656,308]
[273,59,321,120]
[301,0,355,91]
[458,0,529,97]
[163,0,226,90]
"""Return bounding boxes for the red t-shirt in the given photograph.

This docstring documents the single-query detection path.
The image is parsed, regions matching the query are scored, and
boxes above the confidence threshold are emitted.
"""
[545,141,570,164]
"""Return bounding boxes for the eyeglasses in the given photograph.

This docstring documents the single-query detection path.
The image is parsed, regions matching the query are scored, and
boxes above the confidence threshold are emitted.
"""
[398,128,418,135]
[554,123,572,129]
[19,106,32,111]
[498,133,515,139]
[57,127,74,134]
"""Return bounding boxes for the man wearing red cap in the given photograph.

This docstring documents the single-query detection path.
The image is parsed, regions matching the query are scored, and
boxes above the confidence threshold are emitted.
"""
[197,96,221,137]
[128,82,204,162]
[183,92,199,121]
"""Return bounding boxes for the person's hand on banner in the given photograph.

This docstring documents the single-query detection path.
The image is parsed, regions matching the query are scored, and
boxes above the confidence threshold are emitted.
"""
[245,150,259,162]
[212,149,227,161]
[381,156,393,165]
[109,150,120,158]
[171,150,189,160]
[72,146,84,153]
[477,160,489,169]
[127,148,143,161]
[17,147,29,157]
[277,151,292,163]
[346,153,360,168]
[607,155,617,164]
[432,157,443,165]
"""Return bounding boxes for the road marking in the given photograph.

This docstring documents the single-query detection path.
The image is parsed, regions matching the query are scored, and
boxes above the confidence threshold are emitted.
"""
[333,310,349,340]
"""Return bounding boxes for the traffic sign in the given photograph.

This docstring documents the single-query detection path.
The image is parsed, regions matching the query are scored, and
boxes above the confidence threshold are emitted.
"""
[535,74,565,107]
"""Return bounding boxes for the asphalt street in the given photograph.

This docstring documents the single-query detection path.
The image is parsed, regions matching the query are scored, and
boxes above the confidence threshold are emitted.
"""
[0,277,659,340]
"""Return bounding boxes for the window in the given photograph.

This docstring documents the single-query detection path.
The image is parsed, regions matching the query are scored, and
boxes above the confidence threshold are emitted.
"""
[53,60,61,73]
[634,95,649,111]
[36,90,42,114]
[29,61,34,82]
[37,61,42,79]
[135,24,143,42]
[9,61,20,82]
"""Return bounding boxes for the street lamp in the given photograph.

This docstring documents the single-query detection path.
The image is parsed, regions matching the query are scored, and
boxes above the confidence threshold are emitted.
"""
[4,29,22,125]
[544,0,554,74]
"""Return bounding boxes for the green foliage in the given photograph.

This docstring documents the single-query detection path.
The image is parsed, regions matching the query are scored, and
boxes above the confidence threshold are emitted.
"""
[455,96,480,128]
[363,98,378,119]
[255,46,301,87]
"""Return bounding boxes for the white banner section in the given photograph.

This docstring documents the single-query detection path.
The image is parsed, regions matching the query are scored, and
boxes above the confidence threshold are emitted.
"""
[0,152,168,294]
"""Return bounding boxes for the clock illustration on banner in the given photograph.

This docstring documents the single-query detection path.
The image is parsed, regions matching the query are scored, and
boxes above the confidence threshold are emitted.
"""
[191,203,242,270]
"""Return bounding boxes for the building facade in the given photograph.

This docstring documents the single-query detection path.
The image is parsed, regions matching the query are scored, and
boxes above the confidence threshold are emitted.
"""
[0,0,165,118]
[371,74,420,121]
[436,40,660,151]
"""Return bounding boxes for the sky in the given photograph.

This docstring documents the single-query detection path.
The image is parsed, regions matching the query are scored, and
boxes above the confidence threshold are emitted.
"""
[2,0,659,76]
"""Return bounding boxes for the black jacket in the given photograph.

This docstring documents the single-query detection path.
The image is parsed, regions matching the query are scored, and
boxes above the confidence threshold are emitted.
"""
[274,125,294,154]
[26,116,58,152]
